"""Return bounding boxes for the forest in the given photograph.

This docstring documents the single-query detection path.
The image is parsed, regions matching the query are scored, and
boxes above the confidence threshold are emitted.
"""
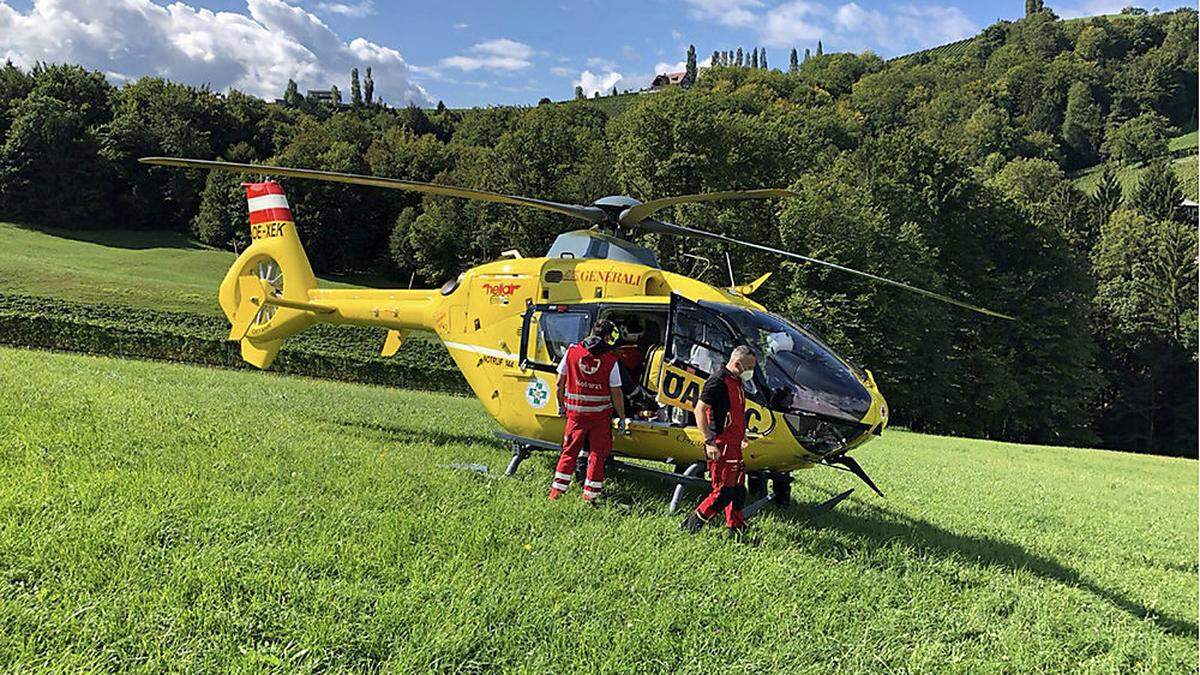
[0,7,1195,456]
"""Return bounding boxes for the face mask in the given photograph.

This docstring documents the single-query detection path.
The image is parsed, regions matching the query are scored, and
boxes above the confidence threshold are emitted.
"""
[738,368,754,382]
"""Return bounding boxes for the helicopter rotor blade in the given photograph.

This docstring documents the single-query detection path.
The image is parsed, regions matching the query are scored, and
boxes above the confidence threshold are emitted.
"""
[639,218,1015,320]
[618,189,802,227]
[139,157,610,224]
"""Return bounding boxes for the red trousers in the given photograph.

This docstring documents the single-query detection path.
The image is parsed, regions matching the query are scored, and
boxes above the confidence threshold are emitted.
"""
[552,414,612,498]
[695,444,746,529]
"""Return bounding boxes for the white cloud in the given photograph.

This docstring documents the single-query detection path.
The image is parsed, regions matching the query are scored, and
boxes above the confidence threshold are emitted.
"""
[0,0,431,103]
[587,56,617,70]
[316,0,374,18]
[688,0,979,57]
[440,38,535,71]
[453,22,468,29]
[1055,0,1128,19]
[574,70,624,96]
[653,54,713,75]
[761,1,824,47]
[683,0,764,27]
[550,66,573,77]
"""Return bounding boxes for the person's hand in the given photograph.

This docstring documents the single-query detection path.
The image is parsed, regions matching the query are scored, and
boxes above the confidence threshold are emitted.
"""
[704,442,722,461]
[741,437,750,450]
[615,417,629,434]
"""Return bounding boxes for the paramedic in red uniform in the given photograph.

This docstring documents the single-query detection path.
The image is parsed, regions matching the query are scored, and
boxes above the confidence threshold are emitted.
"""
[680,345,757,535]
[549,319,628,502]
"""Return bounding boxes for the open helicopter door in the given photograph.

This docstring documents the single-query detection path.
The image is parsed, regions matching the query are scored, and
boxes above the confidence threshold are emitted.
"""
[658,294,738,413]
[660,294,777,436]
[518,304,596,417]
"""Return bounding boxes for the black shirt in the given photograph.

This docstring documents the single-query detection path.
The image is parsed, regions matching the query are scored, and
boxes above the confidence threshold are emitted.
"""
[700,366,737,436]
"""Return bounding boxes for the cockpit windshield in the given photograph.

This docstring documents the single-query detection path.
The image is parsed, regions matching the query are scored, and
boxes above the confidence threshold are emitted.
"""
[698,301,872,423]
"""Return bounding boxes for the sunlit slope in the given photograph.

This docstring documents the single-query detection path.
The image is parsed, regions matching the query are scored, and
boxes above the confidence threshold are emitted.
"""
[0,223,362,316]
[0,348,1194,672]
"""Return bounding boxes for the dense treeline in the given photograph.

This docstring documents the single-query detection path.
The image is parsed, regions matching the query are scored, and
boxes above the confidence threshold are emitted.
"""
[0,8,1195,455]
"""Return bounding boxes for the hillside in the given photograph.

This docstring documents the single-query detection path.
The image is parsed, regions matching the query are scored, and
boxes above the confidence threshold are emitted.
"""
[0,222,367,316]
[0,347,1194,671]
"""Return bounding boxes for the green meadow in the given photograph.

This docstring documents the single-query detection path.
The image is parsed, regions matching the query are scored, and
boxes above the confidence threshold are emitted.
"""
[0,347,1194,672]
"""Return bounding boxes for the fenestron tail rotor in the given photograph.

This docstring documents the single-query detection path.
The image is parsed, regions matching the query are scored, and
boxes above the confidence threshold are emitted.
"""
[140,156,1014,320]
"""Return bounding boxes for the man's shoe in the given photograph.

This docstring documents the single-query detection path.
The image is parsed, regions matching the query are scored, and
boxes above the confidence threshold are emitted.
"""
[679,511,706,534]
[548,488,565,501]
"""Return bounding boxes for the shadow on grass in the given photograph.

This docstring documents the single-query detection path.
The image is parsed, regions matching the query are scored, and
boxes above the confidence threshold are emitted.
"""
[768,487,1199,640]
[322,417,497,448]
[9,223,206,250]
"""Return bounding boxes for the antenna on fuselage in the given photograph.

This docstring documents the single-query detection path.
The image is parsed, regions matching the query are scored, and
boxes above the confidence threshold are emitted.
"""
[724,251,736,289]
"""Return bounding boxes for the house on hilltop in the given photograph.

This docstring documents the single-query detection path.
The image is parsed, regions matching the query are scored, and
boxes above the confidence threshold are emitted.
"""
[649,72,687,90]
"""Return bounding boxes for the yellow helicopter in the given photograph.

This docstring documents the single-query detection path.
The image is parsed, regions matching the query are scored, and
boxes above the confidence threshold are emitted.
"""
[142,157,1012,513]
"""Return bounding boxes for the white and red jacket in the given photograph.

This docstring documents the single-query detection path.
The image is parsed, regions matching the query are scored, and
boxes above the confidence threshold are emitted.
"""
[558,341,621,420]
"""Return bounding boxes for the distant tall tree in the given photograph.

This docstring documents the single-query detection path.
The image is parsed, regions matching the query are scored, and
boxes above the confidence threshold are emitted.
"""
[816,40,823,56]
[789,47,799,73]
[804,47,811,62]
[1091,163,1124,227]
[436,100,447,113]
[611,85,618,97]
[711,50,720,67]
[329,84,341,105]
[574,85,585,100]
[684,44,697,86]
[283,79,301,106]
[760,47,767,69]
[736,47,743,67]
[1134,160,1184,221]
[592,90,600,99]
[1062,81,1101,165]
[364,67,374,105]
[350,68,362,106]
[1025,0,1044,16]
[751,47,759,68]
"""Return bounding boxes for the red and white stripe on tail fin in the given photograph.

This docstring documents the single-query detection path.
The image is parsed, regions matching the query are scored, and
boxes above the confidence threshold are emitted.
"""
[245,181,294,239]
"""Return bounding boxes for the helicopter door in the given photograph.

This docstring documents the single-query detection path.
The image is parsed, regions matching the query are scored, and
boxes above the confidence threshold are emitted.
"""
[658,294,741,412]
[520,304,596,373]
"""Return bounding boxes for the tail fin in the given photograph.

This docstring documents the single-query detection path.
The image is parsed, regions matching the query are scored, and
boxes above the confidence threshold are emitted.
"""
[218,181,319,369]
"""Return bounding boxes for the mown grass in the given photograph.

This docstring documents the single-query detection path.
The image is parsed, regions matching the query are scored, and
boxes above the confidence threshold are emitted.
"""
[1071,153,1199,201]
[0,223,364,316]
[0,347,1194,672]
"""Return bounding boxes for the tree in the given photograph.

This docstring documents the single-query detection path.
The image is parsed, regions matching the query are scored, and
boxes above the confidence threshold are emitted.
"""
[1133,160,1183,221]
[350,68,362,106]
[1101,112,1168,165]
[804,48,811,62]
[1025,0,1044,16]
[0,91,112,228]
[1091,163,1123,229]
[574,85,585,100]
[611,85,618,97]
[816,40,823,56]
[1061,81,1101,166]
[736,47,743,67]
[789,48,799,73]
[283,79,302,107]
[436,100,447,113]
[329,84,341,105]
[364,67,374,105]
[751,48,759,69]
[685,44,698,86]
[538,97,552,105]
[761,48,768,69]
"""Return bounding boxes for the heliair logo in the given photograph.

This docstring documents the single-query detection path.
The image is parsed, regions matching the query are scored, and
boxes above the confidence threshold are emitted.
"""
[525,378,551,408]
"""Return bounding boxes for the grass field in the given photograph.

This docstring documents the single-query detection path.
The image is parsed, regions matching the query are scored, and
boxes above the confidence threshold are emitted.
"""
[0,347,1194,672]
[0,223,365,316]
[1071,153,1199,201]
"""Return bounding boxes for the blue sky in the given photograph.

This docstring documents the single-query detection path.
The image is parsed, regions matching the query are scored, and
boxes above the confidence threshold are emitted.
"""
[0,0,1189,107]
